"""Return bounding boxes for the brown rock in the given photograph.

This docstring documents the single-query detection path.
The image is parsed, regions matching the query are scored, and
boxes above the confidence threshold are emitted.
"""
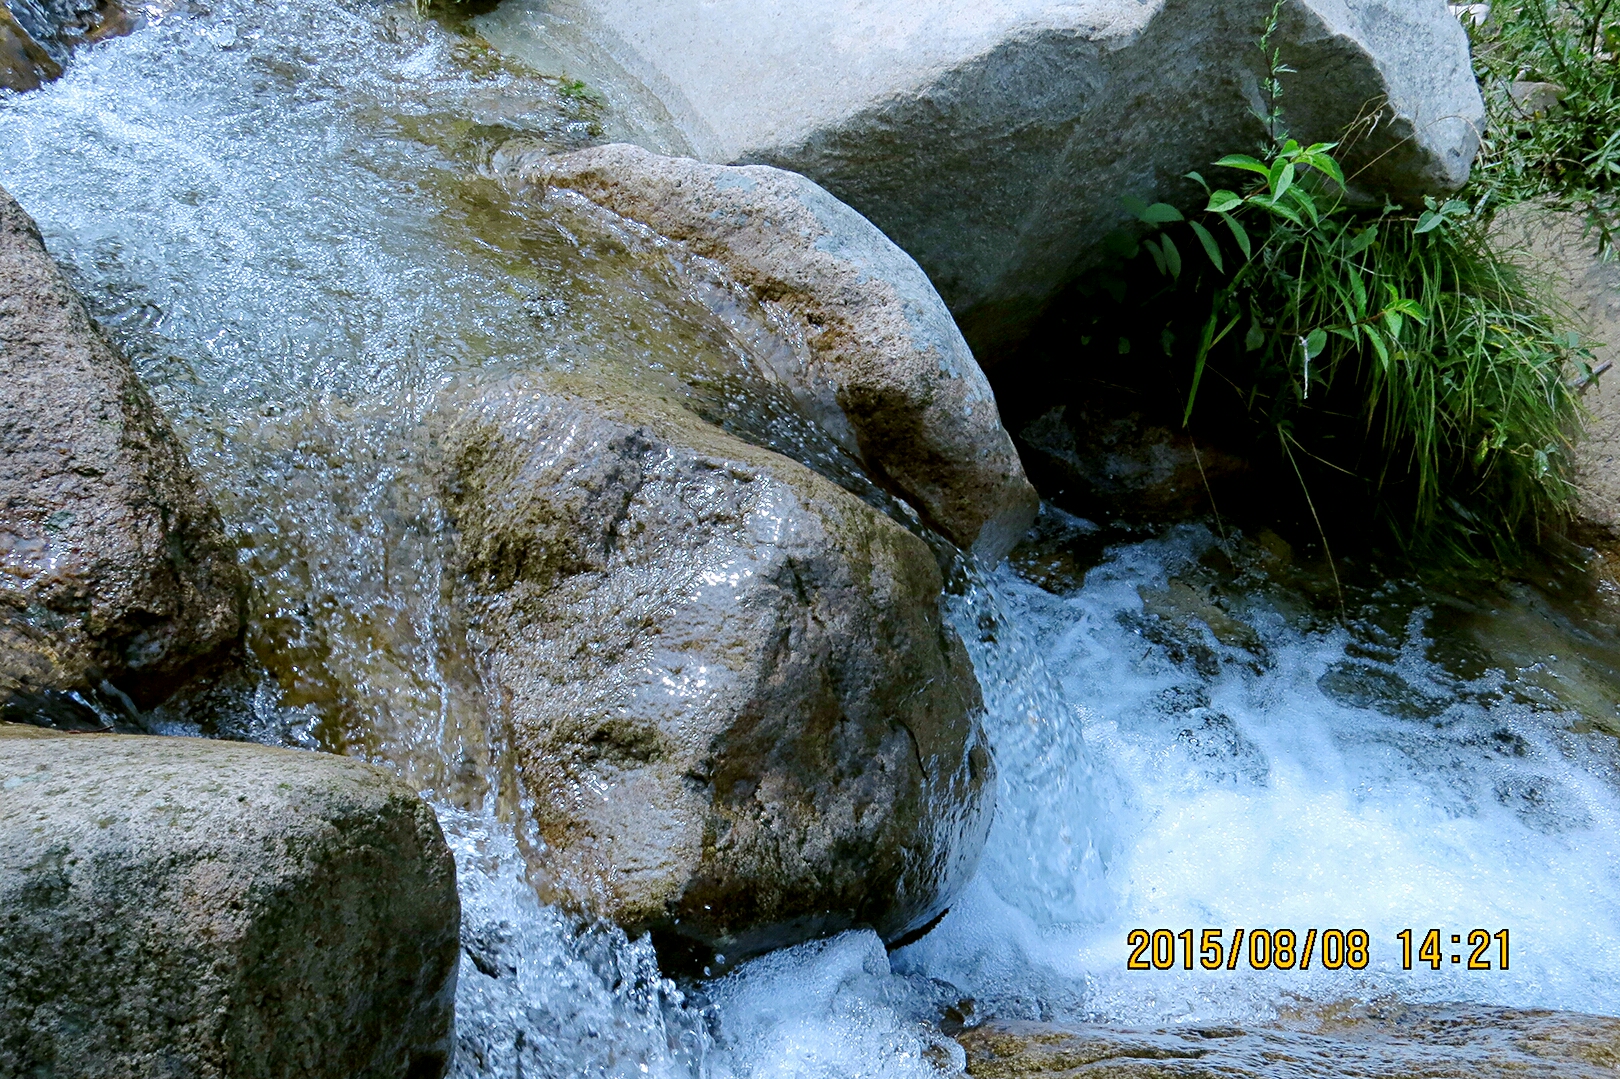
[957,1004,1620,1078]
[0,186,245,723]
[437,369,993,964]
[0,723,461,1079]
[0,7,58,93]
[496,142,1039,562]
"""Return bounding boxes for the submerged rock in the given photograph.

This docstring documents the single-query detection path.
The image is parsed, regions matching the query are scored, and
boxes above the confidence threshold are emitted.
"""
[437,370,993,965]
[478,0,1483,354]
[1018,403,1250,524]
[0,724,461,1079]
[0,6,57,92]
[500,142,1038,562]
[0,185,245,725]
[7,0,134,62]
[955,1004,1620,1077]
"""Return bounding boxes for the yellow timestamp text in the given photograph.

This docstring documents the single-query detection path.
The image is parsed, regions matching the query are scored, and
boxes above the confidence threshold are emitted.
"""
[1125,928,1511,971]
[1126,928,1369,971]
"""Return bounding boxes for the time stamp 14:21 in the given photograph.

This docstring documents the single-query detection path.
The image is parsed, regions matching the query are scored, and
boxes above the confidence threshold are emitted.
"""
[1125,928,1511,972]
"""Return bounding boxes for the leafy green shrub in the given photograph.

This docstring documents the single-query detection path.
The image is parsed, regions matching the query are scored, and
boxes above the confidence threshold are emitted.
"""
[1069,4,1594,566]
[1471,0,1620,250]
[1117,144,1587,563]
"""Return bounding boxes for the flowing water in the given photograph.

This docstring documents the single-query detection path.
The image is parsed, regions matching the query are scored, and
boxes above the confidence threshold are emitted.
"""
[5,1,1620,1075]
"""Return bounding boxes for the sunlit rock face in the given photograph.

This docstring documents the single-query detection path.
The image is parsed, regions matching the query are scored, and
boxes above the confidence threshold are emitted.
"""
[0,724,461,1079]
[436,370,994,966]
[474,0,1483,357]
[499,142,1039,563]
[0,186,244,724]
[955,1005,1620,1078]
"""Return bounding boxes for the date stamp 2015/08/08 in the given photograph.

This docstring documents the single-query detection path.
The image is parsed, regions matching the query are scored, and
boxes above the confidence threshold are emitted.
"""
[1125,928,1511,972]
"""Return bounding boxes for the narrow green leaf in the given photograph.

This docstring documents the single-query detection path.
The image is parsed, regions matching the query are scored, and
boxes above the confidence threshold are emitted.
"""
[1220,212,1252,259]
[1183,310,1221,427]
[1245,319,1265,352]
[1186,170,1209,191]
[1206,190,1244,214]
[1142,202,1185,224]
[1313,154,1347,187]
[1161,232,1183,279]
[1347,267,1367,317]
[1269,159,1296,202]
[1385,310,1405,340]
[1345,225,1378,257]
[1215,153,1271,177]
[1414,210,1443,234]
[1188,220,1224,273]
[1264,199,1305,228]
[1143,237,1167,276]
[1368,328,1391,371]
[1286,184,1318,224]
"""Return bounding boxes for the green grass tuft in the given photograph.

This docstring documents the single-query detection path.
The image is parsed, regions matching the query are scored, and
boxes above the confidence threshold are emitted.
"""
[1068,2,1597,567]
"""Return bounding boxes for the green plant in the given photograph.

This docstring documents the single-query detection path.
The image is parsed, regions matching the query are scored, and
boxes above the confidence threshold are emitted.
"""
[1471,0,1620,251]
[1073,6,1594,568]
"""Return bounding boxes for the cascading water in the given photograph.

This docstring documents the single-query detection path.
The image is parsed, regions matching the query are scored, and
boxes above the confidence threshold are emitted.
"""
[5,2,1620,1076]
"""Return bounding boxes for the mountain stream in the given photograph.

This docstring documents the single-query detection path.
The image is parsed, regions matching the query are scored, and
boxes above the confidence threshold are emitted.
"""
[3,2,1619,1075]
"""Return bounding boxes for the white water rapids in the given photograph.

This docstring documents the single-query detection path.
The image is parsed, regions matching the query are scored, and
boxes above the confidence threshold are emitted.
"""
[3,2,1619,1075]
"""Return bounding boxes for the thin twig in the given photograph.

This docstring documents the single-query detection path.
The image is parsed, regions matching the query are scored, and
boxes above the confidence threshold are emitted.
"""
[1281,430,1346,612]
[1190,437,1230,547]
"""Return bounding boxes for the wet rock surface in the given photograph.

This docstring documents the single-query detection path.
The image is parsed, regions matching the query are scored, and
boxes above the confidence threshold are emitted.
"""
[436,369,993,966]
[499,142,1038,562]
[7,0,133,62]
[477,0,1482,356]
[0,185,244,725]
[956,1004,1620,1078]
[1018,403,1251,525]
[0,6,57,92]
[0,723,461,1079]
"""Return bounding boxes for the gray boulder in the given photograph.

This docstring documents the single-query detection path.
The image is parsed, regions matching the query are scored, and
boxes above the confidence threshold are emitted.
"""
[437,370,993,964]
[476,0,1484,354]
[499,142,1038,562]
[0,185,245,724]
[0,723,461,1079]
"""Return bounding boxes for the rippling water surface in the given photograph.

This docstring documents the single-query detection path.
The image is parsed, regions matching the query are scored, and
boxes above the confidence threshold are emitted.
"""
[5,2,1620,1076]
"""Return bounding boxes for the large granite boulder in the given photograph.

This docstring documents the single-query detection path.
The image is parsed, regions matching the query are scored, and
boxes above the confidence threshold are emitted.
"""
[475,0,1484,356]
[0,185,245,724]
[0,724,461,1079]
[437,370,993,965]
[499,142,1038,561]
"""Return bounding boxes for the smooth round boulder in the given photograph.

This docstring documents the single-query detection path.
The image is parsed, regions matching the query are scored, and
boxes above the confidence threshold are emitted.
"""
[0,724,461,1079]
[437,370,994,967]
[498,142,1039,563]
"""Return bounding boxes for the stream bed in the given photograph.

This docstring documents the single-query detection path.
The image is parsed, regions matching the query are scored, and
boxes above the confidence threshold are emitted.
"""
[3,1,1619,1076]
